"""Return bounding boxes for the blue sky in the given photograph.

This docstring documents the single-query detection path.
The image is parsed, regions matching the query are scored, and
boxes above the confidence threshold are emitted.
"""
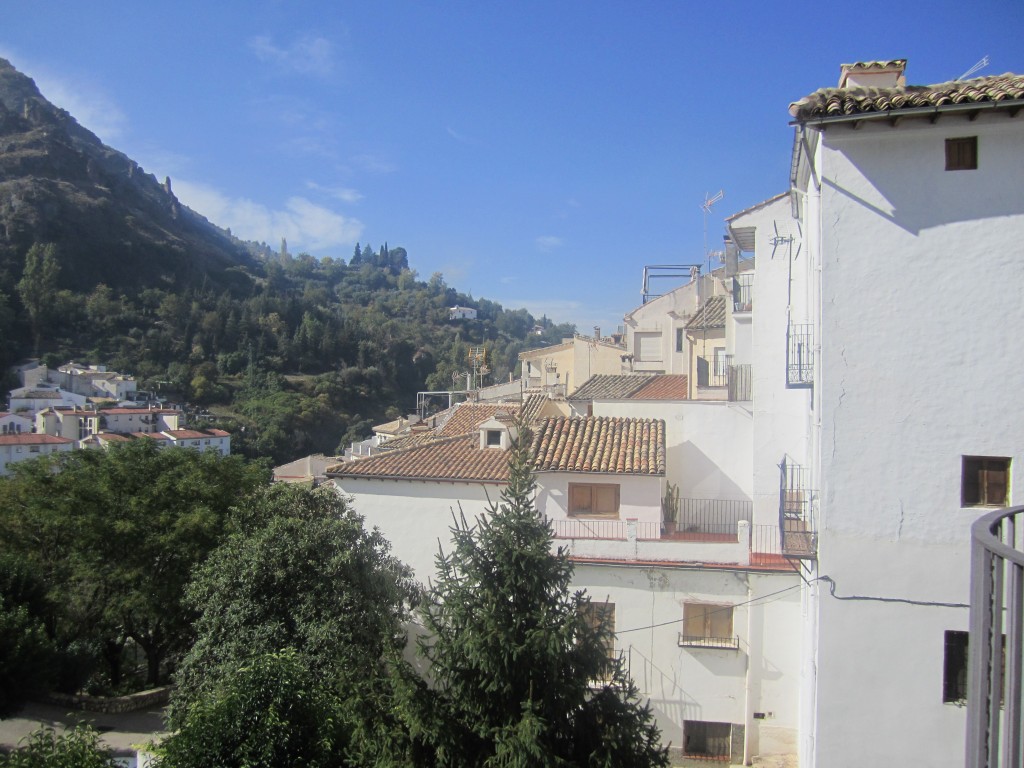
[3,1,1022,333]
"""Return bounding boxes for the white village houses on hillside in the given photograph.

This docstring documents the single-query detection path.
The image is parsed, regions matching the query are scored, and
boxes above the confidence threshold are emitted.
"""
[328,60,1024,766]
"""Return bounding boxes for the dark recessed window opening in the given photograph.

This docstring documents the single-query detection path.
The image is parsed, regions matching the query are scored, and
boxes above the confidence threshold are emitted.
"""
[486,429,502,447]
[962,456,1010,507]
[943,630,969,704]
[945,137,978,171]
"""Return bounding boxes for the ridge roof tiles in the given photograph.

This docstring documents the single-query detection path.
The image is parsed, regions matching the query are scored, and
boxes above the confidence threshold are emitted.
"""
[790,72,1024,122]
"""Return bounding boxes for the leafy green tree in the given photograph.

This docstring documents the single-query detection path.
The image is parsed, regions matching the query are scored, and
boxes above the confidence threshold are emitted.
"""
[0,726,119,768]
[171,484,418,723]
[0,555,56,716]
[408,427,668,767]
[0,442,269,690]
[157,650,347,768]
[15,243,60,355]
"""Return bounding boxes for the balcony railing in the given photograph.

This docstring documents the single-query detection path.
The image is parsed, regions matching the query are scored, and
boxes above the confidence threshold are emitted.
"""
[966,504,1024,768]
[787,323,814,387]
[672,497,752,536]
[779,457,817,559]
[695,357,752,402]
[678,633,740,650]
[733,273,753,312]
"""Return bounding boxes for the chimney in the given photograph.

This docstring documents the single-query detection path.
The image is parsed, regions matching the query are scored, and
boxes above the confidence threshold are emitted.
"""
[838,59,907,89]
[724,235,740,277]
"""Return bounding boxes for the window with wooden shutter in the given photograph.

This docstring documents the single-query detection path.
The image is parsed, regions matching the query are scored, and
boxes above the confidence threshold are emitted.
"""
[945,137,978,170]
[680,603,737,648]
[569,483,620,518]
[962,456,1010,507]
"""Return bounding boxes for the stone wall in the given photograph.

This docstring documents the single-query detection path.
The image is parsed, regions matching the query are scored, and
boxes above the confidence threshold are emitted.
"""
[44,686,171,714]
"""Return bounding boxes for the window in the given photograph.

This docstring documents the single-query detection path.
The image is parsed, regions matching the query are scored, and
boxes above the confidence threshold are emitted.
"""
[943,630,969,704]
[580,602,616,677]
[675,328,685,353]
[680,602,737,649]
[684,720,733,760]
[962,456,1010,507]
[486,429,502,447]
[945,137,978,171]
[569,483,620,517]
[635,332,662,362]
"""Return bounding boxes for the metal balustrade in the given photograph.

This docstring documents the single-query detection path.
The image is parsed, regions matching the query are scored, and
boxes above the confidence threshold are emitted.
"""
[966,504,1024,768]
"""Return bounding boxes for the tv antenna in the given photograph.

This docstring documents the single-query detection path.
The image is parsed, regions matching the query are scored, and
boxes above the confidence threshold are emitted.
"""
[701,190,724,272]
[769,220,802,260]
[958,55,990,81]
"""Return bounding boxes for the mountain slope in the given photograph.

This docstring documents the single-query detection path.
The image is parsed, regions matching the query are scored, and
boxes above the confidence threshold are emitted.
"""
[0,58,254,293]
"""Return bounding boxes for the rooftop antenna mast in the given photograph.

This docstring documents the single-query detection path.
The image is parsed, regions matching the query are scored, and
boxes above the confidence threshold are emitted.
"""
[958,55,990,80]
[701,190,724,273]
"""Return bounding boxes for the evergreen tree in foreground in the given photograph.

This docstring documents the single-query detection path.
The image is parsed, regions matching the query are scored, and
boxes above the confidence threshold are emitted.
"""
[411,425,668,767]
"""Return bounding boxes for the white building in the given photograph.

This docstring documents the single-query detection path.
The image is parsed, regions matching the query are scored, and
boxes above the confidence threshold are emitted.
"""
[330,398,801,762]
[0,411,33,435]
[780,60,1024,767]
[0,433,74,476]
[448,305,477,320]
[161,428,231,455]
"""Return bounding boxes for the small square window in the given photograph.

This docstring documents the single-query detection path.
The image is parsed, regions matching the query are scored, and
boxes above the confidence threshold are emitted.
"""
[962,456,1010,507]
[486,429,502,447]
[945,137,978,171]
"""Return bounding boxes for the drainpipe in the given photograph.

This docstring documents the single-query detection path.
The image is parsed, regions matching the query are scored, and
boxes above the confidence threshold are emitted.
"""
[743,578,754,766]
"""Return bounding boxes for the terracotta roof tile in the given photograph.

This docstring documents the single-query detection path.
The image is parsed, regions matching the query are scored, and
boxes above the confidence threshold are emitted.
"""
[531,416,665,476]
[791,72,1024,122]
[630,375,689,400]
[0,434,74,445]
[569,375,656,401]
[685,295,726,329]
[377,431,444,452]
[435,402,521,437]
[330,434,511,483]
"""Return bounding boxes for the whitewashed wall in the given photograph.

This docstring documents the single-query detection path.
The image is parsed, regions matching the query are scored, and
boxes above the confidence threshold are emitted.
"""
[808,111,1024,767]
[333,477,500,584]
[572,562,801,759]
[589,400,753,503]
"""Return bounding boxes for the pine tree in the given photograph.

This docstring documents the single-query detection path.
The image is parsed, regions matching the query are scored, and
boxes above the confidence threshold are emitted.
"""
[411,425,668,767]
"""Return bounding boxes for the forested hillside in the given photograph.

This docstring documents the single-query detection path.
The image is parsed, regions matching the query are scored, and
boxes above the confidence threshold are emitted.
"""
[0,58,575,463]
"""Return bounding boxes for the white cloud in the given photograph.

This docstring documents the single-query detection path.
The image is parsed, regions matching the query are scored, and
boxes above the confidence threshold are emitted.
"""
[306,181,363,203]
[249,35,335,77]
[0,47,127,141]
[535,235,564,252]
[351,153,398,174]
[174,179,363,253]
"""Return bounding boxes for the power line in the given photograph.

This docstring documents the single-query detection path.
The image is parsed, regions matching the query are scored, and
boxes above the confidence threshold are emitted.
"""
[616,582,803,634]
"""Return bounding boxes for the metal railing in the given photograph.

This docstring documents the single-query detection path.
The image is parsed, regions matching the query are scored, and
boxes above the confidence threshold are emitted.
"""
[551,518,626,540]
[966,505,1024,768]
[678,633,740,650]
[733,273,753,312]
[787,323,814,387]
[779,457,817,559]
[674,498,752,536]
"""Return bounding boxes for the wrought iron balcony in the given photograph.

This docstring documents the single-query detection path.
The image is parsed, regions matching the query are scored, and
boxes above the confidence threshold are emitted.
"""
[733,273,754,312]
[787,323,814,387]
[966,504,1024,768]
[779,457,816,559]
[678,633,740,650]
[695,357,752,402]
